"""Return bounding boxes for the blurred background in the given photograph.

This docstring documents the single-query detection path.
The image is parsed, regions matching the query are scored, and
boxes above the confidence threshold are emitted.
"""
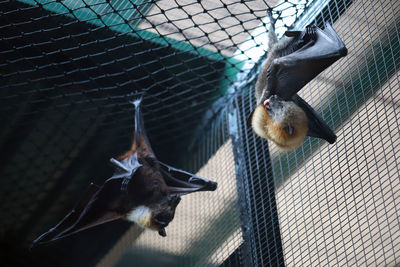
[1,0,399,266]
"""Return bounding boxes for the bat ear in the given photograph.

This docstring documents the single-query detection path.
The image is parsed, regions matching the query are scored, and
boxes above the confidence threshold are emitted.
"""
[157,160,217,195]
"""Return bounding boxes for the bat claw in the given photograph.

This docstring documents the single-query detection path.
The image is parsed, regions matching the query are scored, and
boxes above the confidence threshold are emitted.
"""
[306,25,317,40]
[120,177,130,192]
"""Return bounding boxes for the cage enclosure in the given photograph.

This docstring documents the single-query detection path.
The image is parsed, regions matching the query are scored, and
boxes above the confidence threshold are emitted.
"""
[1,0,400,266]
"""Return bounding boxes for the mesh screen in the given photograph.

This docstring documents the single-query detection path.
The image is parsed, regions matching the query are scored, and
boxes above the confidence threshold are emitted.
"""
[1,0,400,266]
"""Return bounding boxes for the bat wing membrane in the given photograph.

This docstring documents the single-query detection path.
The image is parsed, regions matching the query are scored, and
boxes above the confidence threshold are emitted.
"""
[31,180,125,246]
[31,184,100,246]
[157,161,217,195]
[292,95,337,143]
[268,23,347,100]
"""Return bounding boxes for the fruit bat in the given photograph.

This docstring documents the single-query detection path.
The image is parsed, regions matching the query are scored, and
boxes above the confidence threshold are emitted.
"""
[248,10,347,150]
[31,98,217,247]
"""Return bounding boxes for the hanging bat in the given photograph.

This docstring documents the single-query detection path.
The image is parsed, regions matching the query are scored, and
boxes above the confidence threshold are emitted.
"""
[31,98,217,247]
[248,10,347,150]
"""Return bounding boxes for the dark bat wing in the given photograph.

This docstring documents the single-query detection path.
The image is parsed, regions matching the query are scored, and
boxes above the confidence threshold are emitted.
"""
[31,179,129,246]
[157,161,217,195]
[30,184,100,247]
[292,95,337,143]
[31,131,145,246]
[268,23,347,100]
[31,181,124,247]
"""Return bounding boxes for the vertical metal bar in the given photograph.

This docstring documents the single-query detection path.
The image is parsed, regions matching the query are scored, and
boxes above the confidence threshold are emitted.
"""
[229,91,284,266]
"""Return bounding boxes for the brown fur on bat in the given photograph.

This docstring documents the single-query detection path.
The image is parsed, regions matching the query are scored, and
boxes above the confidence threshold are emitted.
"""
[31,98,217,247]
[251,96,308,150]
[248,9,347,150]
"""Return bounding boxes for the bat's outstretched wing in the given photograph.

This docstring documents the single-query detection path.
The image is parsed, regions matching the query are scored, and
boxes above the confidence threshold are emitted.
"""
[31,182,124,247]
[157,161,217,195]
[292,95,337,144]
[268,23,347,99]
[31,100,149,246]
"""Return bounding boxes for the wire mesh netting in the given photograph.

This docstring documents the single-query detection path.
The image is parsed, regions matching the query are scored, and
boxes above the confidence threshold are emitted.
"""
[1,0,400,266]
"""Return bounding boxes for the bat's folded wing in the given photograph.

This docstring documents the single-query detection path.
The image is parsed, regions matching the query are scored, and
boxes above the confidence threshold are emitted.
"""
[157,161,218,195]
[292,95,337,144]
[269,23,347,100]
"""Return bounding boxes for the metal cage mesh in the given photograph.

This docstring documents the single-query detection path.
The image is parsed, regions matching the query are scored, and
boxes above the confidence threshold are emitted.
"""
[1,0,400,266]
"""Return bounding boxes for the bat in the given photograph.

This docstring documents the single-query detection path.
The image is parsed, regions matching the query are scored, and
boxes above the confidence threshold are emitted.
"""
[31,98,217,247]
[248,9,347,150]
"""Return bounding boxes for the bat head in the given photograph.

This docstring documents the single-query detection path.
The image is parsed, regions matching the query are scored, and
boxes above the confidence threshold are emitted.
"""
[250,95,308,150]
[149,194,181,237]
[127,196,180,237]
[126,156,183,237]
[127,190,181,237]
